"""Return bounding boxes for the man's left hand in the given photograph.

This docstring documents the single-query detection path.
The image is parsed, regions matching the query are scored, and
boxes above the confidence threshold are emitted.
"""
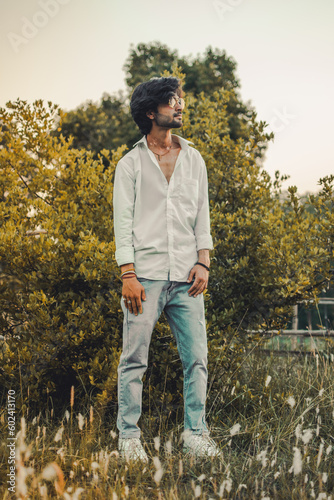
[187,264,209,297]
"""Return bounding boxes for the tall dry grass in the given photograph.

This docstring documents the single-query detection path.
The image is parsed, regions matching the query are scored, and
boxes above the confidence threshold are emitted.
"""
[1,347,334,499]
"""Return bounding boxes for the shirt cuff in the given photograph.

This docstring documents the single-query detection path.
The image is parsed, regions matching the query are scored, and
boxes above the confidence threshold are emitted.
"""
[115,246,135,267]
[196,234,214,251]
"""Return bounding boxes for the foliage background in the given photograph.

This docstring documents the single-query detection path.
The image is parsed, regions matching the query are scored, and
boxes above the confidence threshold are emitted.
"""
[0,44,333,421]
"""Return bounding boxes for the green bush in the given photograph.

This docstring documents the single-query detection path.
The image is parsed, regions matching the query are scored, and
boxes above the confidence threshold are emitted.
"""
[0,100,125,411]
[0,96,332,418]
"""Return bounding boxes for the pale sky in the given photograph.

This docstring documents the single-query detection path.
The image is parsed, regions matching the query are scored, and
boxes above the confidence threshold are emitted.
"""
[1,0,333,194]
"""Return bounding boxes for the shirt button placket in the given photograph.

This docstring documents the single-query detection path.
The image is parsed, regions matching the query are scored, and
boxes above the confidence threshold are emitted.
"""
[166,182,174,281]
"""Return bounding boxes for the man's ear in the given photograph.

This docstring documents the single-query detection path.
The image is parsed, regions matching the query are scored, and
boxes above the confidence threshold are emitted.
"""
[146,110,155,120]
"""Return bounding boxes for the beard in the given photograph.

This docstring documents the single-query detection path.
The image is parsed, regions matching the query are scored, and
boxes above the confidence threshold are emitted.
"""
[154,112,182,129]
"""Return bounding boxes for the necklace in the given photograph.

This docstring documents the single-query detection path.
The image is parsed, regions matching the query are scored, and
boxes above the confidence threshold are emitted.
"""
[149,144,172,161]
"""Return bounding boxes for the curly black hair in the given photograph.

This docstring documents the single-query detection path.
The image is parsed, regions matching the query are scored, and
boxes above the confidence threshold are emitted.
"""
[130,77,183,135]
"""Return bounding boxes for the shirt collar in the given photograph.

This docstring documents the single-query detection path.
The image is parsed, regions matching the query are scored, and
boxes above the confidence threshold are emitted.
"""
[132,134,193,150]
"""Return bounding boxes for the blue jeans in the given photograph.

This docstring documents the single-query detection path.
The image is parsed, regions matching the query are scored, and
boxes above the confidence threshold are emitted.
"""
[117,279,209,438]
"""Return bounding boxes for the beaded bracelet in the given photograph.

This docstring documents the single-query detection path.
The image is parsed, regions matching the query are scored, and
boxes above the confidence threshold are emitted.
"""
[196,262,210,271]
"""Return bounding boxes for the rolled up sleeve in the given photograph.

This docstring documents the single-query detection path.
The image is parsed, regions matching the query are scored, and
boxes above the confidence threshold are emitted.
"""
[194,157,214,251]
[113,159,135,266]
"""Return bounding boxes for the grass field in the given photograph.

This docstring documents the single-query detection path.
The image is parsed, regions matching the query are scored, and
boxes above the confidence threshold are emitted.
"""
[1,346,334,499]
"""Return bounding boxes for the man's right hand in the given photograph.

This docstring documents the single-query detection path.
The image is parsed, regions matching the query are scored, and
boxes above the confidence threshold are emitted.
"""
[122,278,146,316]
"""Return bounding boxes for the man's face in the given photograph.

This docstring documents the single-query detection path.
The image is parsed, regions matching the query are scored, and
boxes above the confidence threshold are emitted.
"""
[149,94,184,130]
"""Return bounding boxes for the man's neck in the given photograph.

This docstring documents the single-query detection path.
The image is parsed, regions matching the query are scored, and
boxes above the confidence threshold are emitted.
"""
[146,128,174,150]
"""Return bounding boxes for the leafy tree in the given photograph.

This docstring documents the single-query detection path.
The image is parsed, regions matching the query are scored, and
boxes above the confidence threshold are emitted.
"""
[57,42,254,156]
[0,99,125,410]
[55,91,140,155]
[123,41,178,91]
[1,95,332,420]
[123,42,239,94]
[149,71,333,396]
[123,42,252,143]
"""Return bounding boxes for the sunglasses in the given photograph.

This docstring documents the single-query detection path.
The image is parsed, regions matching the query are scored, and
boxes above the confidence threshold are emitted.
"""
[168,95,185,110]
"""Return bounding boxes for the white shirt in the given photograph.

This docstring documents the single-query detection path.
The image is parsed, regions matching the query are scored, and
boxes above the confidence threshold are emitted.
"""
[113,134,213,281]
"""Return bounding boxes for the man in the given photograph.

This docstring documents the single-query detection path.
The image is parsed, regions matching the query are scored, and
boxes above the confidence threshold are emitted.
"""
[113,76,221,462]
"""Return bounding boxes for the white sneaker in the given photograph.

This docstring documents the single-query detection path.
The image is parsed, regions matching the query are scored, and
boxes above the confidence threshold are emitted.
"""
[183,433,223,459]
[118,438,149,463]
